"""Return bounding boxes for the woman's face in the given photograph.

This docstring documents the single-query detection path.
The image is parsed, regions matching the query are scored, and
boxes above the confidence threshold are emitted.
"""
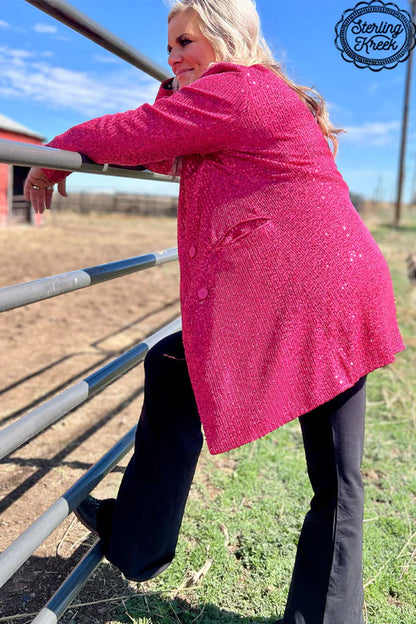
[167,11,217,88]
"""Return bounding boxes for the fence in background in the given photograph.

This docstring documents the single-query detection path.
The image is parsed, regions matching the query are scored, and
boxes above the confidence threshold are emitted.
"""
[51,191,179,216]
[0,1,179,622]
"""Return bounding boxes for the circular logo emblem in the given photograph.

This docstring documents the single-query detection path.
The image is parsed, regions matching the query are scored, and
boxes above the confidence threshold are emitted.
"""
[335,0,416,70]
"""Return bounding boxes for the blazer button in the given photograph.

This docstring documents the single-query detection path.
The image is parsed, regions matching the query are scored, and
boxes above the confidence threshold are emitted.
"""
[189,245,196,258]
[198,287,209,300]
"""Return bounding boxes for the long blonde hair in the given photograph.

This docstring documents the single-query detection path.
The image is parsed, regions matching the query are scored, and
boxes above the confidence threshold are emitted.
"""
[167,0,343,155]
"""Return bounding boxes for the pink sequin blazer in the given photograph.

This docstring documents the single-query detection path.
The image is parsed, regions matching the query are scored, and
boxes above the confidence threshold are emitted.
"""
[44,63,404,454]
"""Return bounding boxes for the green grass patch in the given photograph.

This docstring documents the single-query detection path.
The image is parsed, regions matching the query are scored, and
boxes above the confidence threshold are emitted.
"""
[114,206,415,624]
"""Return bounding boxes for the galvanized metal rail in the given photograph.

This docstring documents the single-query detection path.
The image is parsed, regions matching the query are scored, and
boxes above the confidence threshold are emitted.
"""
[0,425,134,589]
[31,541,104,624]
[0,317,181,461]
[25,0,169,82]
[0,139,176,182]
[0,247,178,312]
[1,1,180,621]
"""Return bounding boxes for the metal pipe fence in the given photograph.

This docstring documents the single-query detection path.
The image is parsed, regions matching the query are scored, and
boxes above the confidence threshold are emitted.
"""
[0,317,181,461]
[25,0,169,82]
[0,247,178,312]
[1,1,181,620]
[0,422,135,588]
[0,139,177,182]
[31,540,104,624]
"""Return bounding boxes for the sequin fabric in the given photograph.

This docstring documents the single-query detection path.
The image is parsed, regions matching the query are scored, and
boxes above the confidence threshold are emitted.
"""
[43,63,404,454]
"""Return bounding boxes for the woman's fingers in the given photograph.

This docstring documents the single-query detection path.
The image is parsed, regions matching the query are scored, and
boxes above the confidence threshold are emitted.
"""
[57,178,68,197]
[45,187,54,209]
[24,167,68,213]
[24,167,52,198]
[23,172,36,201]
[24,167,56,213]
[28,185,54,213]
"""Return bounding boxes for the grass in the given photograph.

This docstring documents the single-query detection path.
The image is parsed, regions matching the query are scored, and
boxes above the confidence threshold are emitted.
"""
[111,205,416,624]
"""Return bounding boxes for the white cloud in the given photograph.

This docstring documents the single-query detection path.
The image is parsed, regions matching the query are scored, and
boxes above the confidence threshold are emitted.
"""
[342,121,400,146]
[93,54,122,65]
[33,23,58,34]
[0,44,159,117]
[326,101,353,122]
[0,45,34,67]
[0,22,26,34]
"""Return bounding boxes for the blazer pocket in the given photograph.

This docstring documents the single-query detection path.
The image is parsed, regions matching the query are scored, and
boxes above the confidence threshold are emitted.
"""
[215,217,271,250]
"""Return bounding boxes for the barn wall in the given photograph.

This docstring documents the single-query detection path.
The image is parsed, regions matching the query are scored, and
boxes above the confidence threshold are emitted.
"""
[0,129,43,225]
[0,163,9,226]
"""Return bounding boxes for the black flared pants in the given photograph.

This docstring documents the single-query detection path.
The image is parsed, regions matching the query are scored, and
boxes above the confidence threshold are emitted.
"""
[283,376,366,624]
[97,331,366,624]
[97,331,203,581]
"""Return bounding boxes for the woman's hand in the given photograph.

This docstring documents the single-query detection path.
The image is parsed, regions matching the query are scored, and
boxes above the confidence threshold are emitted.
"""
[24,167,68,214]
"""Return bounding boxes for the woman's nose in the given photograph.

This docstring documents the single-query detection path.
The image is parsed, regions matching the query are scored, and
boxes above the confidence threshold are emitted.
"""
[168,49,182,68]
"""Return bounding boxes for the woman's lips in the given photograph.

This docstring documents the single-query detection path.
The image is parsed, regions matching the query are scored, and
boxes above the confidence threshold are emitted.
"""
[176,68,193,77]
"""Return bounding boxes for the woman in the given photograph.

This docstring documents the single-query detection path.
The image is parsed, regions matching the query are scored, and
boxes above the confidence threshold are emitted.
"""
[24,1,404,622]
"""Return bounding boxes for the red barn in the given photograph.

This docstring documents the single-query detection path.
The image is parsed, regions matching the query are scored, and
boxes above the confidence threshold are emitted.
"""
[0,114,45,226]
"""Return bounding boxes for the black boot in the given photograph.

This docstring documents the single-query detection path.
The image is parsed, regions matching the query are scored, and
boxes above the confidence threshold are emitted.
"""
[74,495,105,535]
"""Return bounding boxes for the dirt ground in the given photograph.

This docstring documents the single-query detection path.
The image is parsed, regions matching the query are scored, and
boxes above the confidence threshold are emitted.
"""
[0,211,184,623]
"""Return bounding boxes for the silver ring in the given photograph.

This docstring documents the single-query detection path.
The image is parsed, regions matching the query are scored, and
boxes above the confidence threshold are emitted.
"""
[32,185,41,190]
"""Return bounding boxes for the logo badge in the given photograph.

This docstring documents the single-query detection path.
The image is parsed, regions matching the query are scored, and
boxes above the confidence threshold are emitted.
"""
[335,0,416,70]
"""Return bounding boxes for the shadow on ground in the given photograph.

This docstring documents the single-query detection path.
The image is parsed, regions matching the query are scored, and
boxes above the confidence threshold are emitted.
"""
[1,544,282,624]
[0,301,179,427]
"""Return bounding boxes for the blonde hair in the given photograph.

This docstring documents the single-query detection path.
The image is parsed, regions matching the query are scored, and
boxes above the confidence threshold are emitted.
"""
[167,0,343,155]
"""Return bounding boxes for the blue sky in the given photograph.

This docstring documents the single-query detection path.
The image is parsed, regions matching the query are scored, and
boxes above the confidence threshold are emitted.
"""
[1,0,415,200]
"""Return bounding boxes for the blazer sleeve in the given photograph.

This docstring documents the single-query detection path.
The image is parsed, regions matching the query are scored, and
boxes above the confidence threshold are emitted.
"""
[142,77,176,175]
[42,64,249,183]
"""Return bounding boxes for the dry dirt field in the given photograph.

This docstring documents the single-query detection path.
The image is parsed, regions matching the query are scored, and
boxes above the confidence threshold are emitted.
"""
[0,211,183,623]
